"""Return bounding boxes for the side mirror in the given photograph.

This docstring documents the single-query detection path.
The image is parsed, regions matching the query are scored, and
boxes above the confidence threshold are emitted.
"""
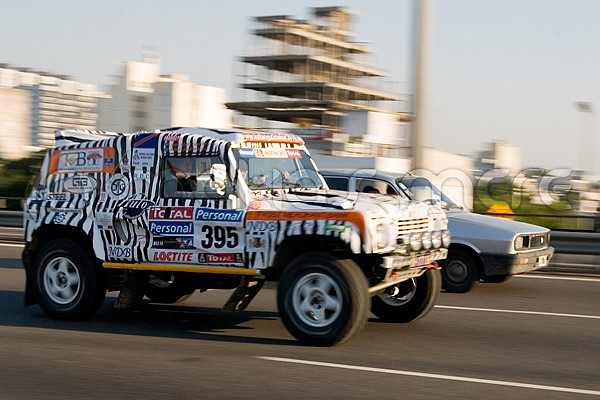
[210,163,227,195]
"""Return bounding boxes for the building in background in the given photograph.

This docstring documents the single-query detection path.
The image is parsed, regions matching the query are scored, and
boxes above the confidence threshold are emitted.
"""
[474,141,522,177]
[0,64,104,156]
[98,55,232,132]
[0,87,31,159]
[228,7,410,157]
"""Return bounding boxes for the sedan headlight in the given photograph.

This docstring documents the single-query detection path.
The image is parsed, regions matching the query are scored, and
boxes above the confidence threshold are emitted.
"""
[421,231,432,250]
[432,230,442,248]
[410,232,422,251]
[514,235,525,250]
[441,229,451,248]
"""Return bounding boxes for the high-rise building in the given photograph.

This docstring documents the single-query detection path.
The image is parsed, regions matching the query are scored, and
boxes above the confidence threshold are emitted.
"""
[98,55,232,133]
[228,7,409,130]
[0,64,105,152]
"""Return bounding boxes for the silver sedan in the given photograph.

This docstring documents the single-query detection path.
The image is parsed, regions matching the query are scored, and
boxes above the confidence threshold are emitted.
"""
[321,169,555,293]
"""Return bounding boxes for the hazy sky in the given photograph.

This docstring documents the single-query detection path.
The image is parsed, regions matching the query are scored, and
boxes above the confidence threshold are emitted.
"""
[2,0,599,173]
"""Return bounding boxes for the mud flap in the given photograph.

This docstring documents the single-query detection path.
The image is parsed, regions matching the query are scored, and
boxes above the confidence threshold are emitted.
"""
[222,276,265,313]
[114,270,149,309]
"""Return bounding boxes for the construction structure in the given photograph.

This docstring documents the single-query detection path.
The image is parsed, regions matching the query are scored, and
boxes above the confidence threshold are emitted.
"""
[228,7,410,155]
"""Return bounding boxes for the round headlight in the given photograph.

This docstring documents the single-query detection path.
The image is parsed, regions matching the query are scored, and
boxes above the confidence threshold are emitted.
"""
[432,230,442,248]
[441,230,451,247]
[422,231,432,250]
[410,232,422,251]
[514,235,524,250]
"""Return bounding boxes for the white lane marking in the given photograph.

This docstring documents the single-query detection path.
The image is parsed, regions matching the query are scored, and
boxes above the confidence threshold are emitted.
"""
[257,356,600,396]
[435,305,600,320]
[0,243,24,248]
[516,274,600,282]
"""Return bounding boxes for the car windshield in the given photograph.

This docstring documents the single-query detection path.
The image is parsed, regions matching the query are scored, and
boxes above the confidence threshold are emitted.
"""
[396,177,461,209]
[234,148,324,190]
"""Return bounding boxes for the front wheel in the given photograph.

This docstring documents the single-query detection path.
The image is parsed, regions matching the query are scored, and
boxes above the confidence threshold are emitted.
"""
[33,239,106,320]
[277,252,370,346]
[440,249,479,293]
[371,268,441,323]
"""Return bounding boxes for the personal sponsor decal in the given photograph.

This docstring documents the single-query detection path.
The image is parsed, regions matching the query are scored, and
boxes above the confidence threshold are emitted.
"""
[246,234,267,252]
[107,174,130,200]
[149,206,193,220]
[133,172,150,181]
[150,221,194,236]
[152,237,194,249]
[63,175,97,194]
[238,148,256,158]
[285,149,302,158]
[197,253,244,264]
[120,195,153,220]
[246,220,278,232]
[255,148,288,158]
[194,208,244,223]
[48,147,115,174]
[151,250,195,263]
[107,245,132,260]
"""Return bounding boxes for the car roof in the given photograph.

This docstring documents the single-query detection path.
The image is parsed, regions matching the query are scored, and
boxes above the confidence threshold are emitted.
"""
[320,168,411,182]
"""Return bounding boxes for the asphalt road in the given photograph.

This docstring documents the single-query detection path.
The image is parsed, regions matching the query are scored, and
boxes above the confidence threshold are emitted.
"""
[1,242,599,399]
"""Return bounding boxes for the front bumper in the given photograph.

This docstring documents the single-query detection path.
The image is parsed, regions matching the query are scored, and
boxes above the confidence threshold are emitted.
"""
[480,246,555,276]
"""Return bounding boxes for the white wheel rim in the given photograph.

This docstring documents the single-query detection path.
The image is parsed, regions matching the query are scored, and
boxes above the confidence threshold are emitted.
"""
[43,256,81,305]
[378,278,417,306]
[292,272,343,328]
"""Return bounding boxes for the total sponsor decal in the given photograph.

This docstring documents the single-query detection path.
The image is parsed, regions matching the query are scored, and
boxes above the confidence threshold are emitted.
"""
[150,221,194,235]
[198,253,244,264]
[149,206,193,220]
[107,245,132,260]
[194,207,244,223]
[107,174,130,200]
[151,250,195,263]
[49,147,115,174]
[63,175,97,194]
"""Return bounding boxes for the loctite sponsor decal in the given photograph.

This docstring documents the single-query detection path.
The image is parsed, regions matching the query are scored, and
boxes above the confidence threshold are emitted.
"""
[151,250,195,263]
[150,221,194,235]
[48,147,115,174]
[149,206,193,220]
[194,208,244,223]
[197,253,244,264]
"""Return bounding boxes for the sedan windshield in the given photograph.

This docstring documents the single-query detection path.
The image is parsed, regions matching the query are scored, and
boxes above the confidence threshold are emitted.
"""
[234,148,324,190]
[397,177,461,209]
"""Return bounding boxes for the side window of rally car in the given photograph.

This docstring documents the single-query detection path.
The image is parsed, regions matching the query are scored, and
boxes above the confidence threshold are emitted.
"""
[163,156,232,198]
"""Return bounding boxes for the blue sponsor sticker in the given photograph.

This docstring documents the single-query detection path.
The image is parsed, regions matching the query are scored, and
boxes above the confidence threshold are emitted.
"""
[150,221,194,236]
[238,148,255,158]
[133,132,159,148]
[103,157,114,166]
[194,207,244,222]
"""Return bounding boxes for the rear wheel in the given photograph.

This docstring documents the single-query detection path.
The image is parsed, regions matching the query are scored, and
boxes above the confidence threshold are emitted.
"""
[145,273,195,304]
[33,239,106,320]
[440,249,479,293]
[371,268,441,322]
[277,252,370,346]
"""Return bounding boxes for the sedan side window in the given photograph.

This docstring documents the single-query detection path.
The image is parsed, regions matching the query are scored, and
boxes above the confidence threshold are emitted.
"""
[356,178,397,195]
[323,176,349,191]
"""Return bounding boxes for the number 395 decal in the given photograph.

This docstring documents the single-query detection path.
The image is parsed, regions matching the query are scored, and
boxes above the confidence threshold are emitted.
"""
[200,225,239,249]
